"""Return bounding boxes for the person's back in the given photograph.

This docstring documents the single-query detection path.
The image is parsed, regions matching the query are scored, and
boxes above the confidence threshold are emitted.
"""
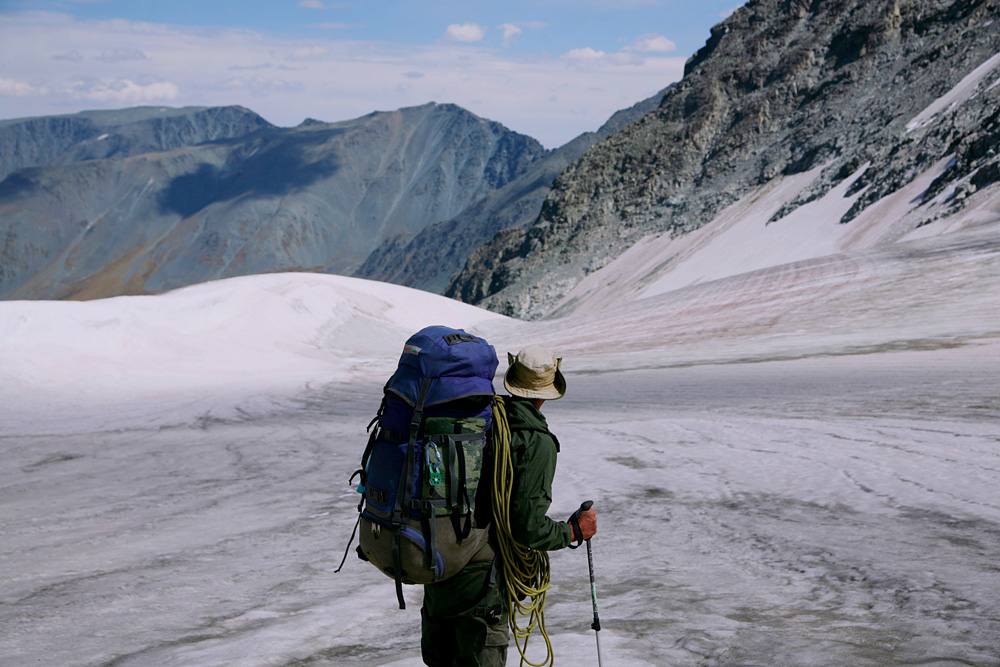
[502,395,573,552]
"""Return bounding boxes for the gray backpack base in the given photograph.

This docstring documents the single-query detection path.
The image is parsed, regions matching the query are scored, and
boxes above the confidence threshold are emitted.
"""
[359,509,493,584]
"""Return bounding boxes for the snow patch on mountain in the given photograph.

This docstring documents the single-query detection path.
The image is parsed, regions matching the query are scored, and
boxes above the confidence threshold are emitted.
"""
[906,50,1000,133]
[548,151,996,318]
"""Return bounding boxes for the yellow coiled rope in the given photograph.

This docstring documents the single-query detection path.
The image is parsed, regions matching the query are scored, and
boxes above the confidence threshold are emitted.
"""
[491,396,554,667]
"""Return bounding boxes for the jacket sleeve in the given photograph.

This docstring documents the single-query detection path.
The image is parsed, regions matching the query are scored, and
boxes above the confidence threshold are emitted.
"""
[509,431,573,551]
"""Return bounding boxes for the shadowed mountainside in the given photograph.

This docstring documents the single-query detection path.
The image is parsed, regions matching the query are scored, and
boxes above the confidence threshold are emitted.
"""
[0,103,545,300]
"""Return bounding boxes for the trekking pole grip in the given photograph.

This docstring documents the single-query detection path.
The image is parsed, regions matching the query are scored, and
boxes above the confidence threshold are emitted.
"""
[568,500,594,548]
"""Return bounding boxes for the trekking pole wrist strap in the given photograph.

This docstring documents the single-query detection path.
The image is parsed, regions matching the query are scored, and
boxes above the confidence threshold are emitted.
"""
[567,499,593,549]
[568,518,584,548]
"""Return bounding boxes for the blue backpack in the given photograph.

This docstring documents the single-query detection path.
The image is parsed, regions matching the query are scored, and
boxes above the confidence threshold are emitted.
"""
[340,325,499,608]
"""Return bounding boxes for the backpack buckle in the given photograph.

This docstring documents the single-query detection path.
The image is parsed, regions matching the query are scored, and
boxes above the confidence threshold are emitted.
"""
[426,442,443,487]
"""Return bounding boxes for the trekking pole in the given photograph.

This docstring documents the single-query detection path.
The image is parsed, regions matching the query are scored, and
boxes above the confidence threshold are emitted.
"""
[570,500,603,667]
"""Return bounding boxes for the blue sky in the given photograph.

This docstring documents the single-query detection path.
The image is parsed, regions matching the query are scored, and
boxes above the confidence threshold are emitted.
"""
[0,0,741,147]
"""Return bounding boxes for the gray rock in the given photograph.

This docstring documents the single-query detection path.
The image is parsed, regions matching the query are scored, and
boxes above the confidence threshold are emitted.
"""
[450,0,1000,319]
[355,87,670,294]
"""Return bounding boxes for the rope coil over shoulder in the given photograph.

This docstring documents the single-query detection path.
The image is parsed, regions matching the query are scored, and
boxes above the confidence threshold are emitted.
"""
[491,396,554,667]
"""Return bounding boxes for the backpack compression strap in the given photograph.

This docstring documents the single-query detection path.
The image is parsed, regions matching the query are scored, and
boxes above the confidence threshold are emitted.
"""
[390,376,431,609]
[447,433,474,540]
[358,392,387,486]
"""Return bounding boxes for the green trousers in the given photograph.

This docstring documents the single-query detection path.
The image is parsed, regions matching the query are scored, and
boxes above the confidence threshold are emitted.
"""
[421,560,509,667]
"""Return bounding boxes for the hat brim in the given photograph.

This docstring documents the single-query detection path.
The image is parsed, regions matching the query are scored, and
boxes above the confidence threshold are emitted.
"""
[503,367,566,400]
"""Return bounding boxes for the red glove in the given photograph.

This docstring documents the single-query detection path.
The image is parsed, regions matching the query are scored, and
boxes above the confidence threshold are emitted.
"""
[576,508,597,540]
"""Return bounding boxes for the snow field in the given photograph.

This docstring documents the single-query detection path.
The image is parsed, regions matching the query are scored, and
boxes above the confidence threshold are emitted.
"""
[2,159,999,664]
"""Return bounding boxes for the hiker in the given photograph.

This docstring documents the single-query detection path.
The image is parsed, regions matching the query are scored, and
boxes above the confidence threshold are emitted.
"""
[420,344,598,667]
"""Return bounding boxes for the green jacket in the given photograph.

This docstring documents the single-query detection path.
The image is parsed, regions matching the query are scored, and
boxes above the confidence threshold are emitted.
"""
[505,397,573,551]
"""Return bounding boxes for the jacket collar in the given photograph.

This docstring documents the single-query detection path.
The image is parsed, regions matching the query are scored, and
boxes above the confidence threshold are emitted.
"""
[505,396,559,452]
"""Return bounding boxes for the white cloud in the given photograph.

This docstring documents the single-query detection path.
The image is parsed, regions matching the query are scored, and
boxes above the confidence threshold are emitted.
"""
[68,77,180,103]
[288,45,329,60]
[498,21,547,47]
[223,75,304,95]
[53,50,84,62]
[444,23,486,43]
[228,63,274,71]
[561,47,636,68]
[560,32,678,72]
[625,33,676,53]
[0,77,49,97]
[562,47,606,62]
[298,0,325,8]
[97,48,149,63]
[499,23,522,46]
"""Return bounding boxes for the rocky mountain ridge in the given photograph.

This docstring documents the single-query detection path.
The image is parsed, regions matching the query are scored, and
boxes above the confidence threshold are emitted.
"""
[0,103,545,300]
[0,106,273,182]
[448,0,1000,319]
[354,87,669,294]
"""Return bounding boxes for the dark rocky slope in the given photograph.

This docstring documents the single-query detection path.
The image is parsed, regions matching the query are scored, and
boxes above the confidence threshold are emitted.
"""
[0,103,544,300]
[353,88,669,294]
[448,0,1000,319]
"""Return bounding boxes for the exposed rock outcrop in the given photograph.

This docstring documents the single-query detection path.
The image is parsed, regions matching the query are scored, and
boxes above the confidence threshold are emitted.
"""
[449,0,1000,319]
[354,88,669,294]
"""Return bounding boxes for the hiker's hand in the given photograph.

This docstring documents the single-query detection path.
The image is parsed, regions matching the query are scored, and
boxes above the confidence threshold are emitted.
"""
[569,507,597,544]
[577,508,597,540]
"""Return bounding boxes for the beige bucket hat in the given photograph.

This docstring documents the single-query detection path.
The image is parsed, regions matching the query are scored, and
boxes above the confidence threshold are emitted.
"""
[503,345,566,400]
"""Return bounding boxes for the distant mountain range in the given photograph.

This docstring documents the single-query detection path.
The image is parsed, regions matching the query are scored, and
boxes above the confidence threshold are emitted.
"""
[353,90,668,294]
[0,103,548,299]
[2,0,999,319]
[0,92,662,302]
[0,106,275,183]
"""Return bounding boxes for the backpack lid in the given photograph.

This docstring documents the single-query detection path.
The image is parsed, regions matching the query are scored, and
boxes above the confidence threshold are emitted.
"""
[386,326,498,408]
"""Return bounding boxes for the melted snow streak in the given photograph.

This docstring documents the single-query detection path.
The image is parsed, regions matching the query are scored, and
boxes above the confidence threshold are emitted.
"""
[504,224,1000,372]
[550,363,1000,667]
